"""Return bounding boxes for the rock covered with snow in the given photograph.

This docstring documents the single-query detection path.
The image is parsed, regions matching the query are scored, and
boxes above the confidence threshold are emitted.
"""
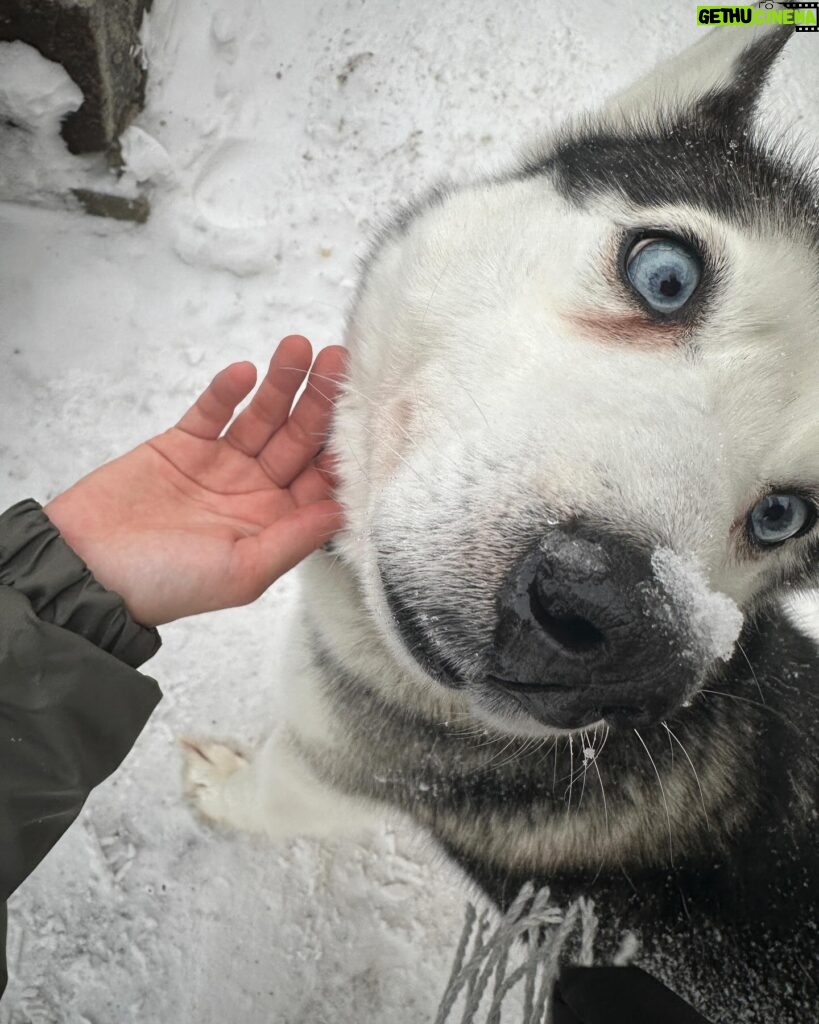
[0,41,144,212]
[0,42,84,205]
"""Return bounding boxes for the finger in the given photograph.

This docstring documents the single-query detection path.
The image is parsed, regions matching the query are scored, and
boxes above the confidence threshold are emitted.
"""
[231,500,345,599]
[224,335,313,455]
[176,362,258,440]
[289,463,335,508]
[257,345,348,488]
[289,449,340,507]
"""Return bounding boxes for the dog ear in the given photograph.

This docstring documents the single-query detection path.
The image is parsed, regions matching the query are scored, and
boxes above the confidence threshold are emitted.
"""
[600,16,793,130]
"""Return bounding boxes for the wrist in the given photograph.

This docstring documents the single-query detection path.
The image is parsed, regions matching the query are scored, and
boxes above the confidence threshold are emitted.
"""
[43,491,112,594]
[0,499,161,667]
[44,491,146,625]
[44,492,93,566]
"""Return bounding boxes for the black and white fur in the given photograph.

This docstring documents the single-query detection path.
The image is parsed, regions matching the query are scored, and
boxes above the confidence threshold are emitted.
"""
[185,19,819,1021]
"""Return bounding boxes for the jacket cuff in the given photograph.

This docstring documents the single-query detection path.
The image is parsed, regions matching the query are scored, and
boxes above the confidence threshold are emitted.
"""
[0,499,161,669]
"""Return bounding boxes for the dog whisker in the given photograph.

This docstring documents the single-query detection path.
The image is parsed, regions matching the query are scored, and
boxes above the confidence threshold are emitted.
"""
[663,722,710,832]
[565,736,575,814]
[490,735,541,773]
[736,640,766,706]
[634,728,674,868]
[535,737,559,775]
[575,730,591,813]
[591,726,610,837]
[699,688,792,727]
[480,733,520,773]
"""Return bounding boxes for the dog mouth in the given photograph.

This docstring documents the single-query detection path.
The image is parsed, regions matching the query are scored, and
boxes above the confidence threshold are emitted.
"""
[380,572,697,732]
[379,555,720,733]
[481,674,676,731]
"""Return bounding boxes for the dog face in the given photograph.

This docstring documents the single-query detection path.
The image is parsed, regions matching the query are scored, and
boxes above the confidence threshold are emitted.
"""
[331,23,819,737]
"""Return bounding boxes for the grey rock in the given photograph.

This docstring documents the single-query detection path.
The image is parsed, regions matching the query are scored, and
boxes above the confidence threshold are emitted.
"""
[0,0,153,154]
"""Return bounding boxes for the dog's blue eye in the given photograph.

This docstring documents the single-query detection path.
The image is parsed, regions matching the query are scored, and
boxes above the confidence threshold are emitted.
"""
[749,494,814,546]
[625,238,701,312]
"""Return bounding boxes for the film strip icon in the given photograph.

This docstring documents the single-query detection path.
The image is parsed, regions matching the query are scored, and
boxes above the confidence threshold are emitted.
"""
[780,1,819,31]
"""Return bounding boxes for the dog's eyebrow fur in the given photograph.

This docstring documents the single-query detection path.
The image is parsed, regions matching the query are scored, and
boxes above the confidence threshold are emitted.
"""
[521,123,819,246]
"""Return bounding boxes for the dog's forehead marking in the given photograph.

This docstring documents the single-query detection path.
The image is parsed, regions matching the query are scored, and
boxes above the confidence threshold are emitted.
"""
[526,122,819,247]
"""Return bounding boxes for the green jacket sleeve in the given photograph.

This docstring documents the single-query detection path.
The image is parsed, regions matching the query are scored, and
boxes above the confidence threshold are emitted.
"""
[0,500,162,963]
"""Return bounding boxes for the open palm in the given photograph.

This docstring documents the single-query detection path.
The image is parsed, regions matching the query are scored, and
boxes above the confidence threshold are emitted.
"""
[44,336,347,626]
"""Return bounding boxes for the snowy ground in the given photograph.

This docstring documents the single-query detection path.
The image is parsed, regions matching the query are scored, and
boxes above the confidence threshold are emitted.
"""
[1,2,818,1021]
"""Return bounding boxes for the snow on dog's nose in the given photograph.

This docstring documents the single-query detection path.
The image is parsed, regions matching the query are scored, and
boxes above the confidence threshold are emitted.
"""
[489,523,742,731]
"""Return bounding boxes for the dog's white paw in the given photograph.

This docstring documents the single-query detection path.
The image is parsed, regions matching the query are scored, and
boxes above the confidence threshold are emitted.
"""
[180,737,249,826]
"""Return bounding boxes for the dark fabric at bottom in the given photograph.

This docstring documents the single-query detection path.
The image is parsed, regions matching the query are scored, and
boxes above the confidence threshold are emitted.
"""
[551,966,711,1024]
[0,902,6,997]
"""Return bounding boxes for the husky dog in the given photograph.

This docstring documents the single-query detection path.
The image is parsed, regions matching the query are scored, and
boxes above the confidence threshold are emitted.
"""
[184,19,819,1021]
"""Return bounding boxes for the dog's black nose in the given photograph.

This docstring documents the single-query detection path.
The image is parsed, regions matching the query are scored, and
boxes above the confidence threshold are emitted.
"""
[491,524,704,729]
[526,533,612,659]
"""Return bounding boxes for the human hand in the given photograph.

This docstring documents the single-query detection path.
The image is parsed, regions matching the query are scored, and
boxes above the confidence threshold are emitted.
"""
[44,336,347,627]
